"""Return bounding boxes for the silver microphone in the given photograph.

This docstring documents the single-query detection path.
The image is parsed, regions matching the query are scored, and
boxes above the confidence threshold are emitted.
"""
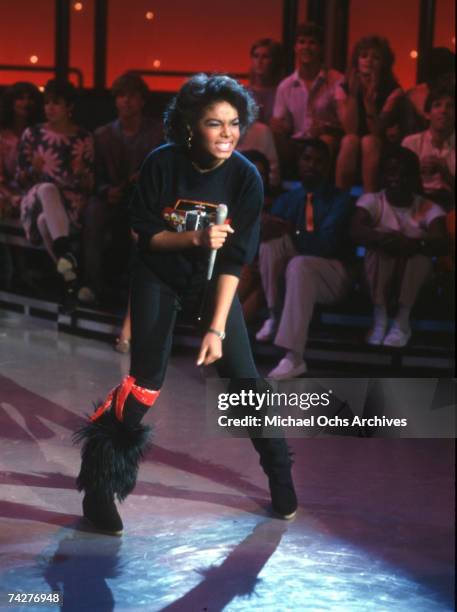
[207,203,228,281]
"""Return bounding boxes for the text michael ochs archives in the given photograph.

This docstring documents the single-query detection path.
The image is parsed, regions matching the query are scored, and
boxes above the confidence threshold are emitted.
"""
[215,389,408,429]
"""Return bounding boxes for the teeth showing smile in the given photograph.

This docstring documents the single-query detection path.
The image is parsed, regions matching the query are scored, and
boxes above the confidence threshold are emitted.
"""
[215,142,232,152]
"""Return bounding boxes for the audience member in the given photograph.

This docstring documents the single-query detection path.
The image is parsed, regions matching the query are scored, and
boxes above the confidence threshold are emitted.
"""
[335,36,404,192]
[0,82,43,219]
[248,38,284,125]
[406,48,455,131]
[237,120,280,187]
[256,139,353,379]
[402,84,455,209]
[81,72,162,305]
[237,150,273,322]
[351,146,447,347]
[271,22,343,175]
[17,79,94,309]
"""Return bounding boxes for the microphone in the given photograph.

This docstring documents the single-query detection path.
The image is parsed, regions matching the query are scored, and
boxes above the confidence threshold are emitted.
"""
[207,203,228,281]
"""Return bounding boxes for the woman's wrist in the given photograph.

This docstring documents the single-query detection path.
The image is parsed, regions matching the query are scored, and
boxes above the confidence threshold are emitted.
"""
[207,328,226,340]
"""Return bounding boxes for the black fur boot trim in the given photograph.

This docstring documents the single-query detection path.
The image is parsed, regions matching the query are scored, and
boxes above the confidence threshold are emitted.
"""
[73,410,151,502]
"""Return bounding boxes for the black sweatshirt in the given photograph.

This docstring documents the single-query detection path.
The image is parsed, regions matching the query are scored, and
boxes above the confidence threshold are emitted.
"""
[130,144,263,293]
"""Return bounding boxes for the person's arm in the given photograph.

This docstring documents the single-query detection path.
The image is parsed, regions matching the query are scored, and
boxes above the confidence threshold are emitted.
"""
[375,87,404,136]
[198,165,264,365]
[350,207,388,247]
[16,127,42,187]
[196,274,239,366]
[270,82,292,136]
[421,155,455,191]
[148,224,233,251]
[73,132,95,195]
[336,77,359,135]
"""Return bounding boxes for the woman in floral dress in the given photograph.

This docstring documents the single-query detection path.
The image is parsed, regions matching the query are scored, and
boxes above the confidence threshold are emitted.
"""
[17,79,94,307]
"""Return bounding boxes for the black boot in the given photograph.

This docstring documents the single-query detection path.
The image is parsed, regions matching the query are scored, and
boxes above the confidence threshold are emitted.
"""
[56,251,79,313]
[82,491,123,535]
[73,409,151,535]
[251,437,297,519]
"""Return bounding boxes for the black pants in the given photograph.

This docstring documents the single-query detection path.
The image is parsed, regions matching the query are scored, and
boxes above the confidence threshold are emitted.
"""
[129,259,259,388]
[127,259,291,473]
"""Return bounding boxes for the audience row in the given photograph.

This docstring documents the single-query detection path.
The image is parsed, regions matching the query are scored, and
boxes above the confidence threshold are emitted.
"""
[0,22,454,363]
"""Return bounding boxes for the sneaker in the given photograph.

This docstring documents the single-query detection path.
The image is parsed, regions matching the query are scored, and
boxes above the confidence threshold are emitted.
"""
[77,286,97,305]
[256,318,276,342]
[114,337,131,354]
[268,357,307,380]
[82,492,123,536]
[383,325,411,348]
[366,324,387,346]
[57,253,77,282]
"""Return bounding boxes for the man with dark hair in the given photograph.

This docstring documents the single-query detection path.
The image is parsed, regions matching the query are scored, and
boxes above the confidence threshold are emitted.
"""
[271,22,343,174]
[81,72,162,303]
[402,85,455,208]
[256,139,353,379]
[406,48,455,128]
[351,146,447,347]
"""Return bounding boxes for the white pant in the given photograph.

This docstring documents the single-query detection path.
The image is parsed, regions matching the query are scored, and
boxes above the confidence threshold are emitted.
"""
[259,235,351,353]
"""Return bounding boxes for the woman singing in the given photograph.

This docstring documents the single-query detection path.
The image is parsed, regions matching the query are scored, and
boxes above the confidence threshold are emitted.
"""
[74,74,297,535]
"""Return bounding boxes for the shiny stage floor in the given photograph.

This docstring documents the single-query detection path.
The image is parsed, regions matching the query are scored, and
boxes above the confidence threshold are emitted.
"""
[0,311,454,612]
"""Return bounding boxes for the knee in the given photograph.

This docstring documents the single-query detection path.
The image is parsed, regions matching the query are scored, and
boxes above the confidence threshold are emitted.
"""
[361,135,382,154]
[285,255,315,281]
[36,182,60,201]
[340,134,360,152]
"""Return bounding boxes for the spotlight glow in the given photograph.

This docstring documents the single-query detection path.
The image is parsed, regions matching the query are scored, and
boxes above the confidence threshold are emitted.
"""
[410,50,418,59]
[153,59,161,68]
[145,11,154,20]
[74,2,83,10]
[29,55,38,64]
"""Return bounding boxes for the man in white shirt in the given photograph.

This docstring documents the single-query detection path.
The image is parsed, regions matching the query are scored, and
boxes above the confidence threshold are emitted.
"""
[271,22,343,174]
[351,147,447,348]
[402,85,455,208]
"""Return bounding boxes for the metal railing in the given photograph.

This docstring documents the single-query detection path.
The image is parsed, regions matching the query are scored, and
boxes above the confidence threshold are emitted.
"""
[0,65,84,88]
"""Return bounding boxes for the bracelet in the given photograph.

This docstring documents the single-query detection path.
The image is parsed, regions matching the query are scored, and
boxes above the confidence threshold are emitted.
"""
[208,328,226,340]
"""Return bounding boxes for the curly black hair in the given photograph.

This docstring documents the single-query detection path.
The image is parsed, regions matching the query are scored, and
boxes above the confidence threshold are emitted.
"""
[0,81,43,129]
[424,82,455,113]
[164,73,258,145]
[43,79,77,107]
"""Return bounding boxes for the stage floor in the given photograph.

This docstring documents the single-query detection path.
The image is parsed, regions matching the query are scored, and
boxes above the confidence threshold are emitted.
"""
[0,311,454,611]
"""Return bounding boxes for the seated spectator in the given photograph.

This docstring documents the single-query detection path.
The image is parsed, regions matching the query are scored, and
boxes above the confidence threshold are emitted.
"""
[402,84,455,209]
[237,120,280,187]
[237,150,274,322]
[271,22,343,176]
[81,71,162,305]
[0,82,43,219]
[17,79,94,310]
[406,48,455,132]
[335,36,404,193]
[351,146,447,348]
[248,38,284,125]
[256,139,353,379]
